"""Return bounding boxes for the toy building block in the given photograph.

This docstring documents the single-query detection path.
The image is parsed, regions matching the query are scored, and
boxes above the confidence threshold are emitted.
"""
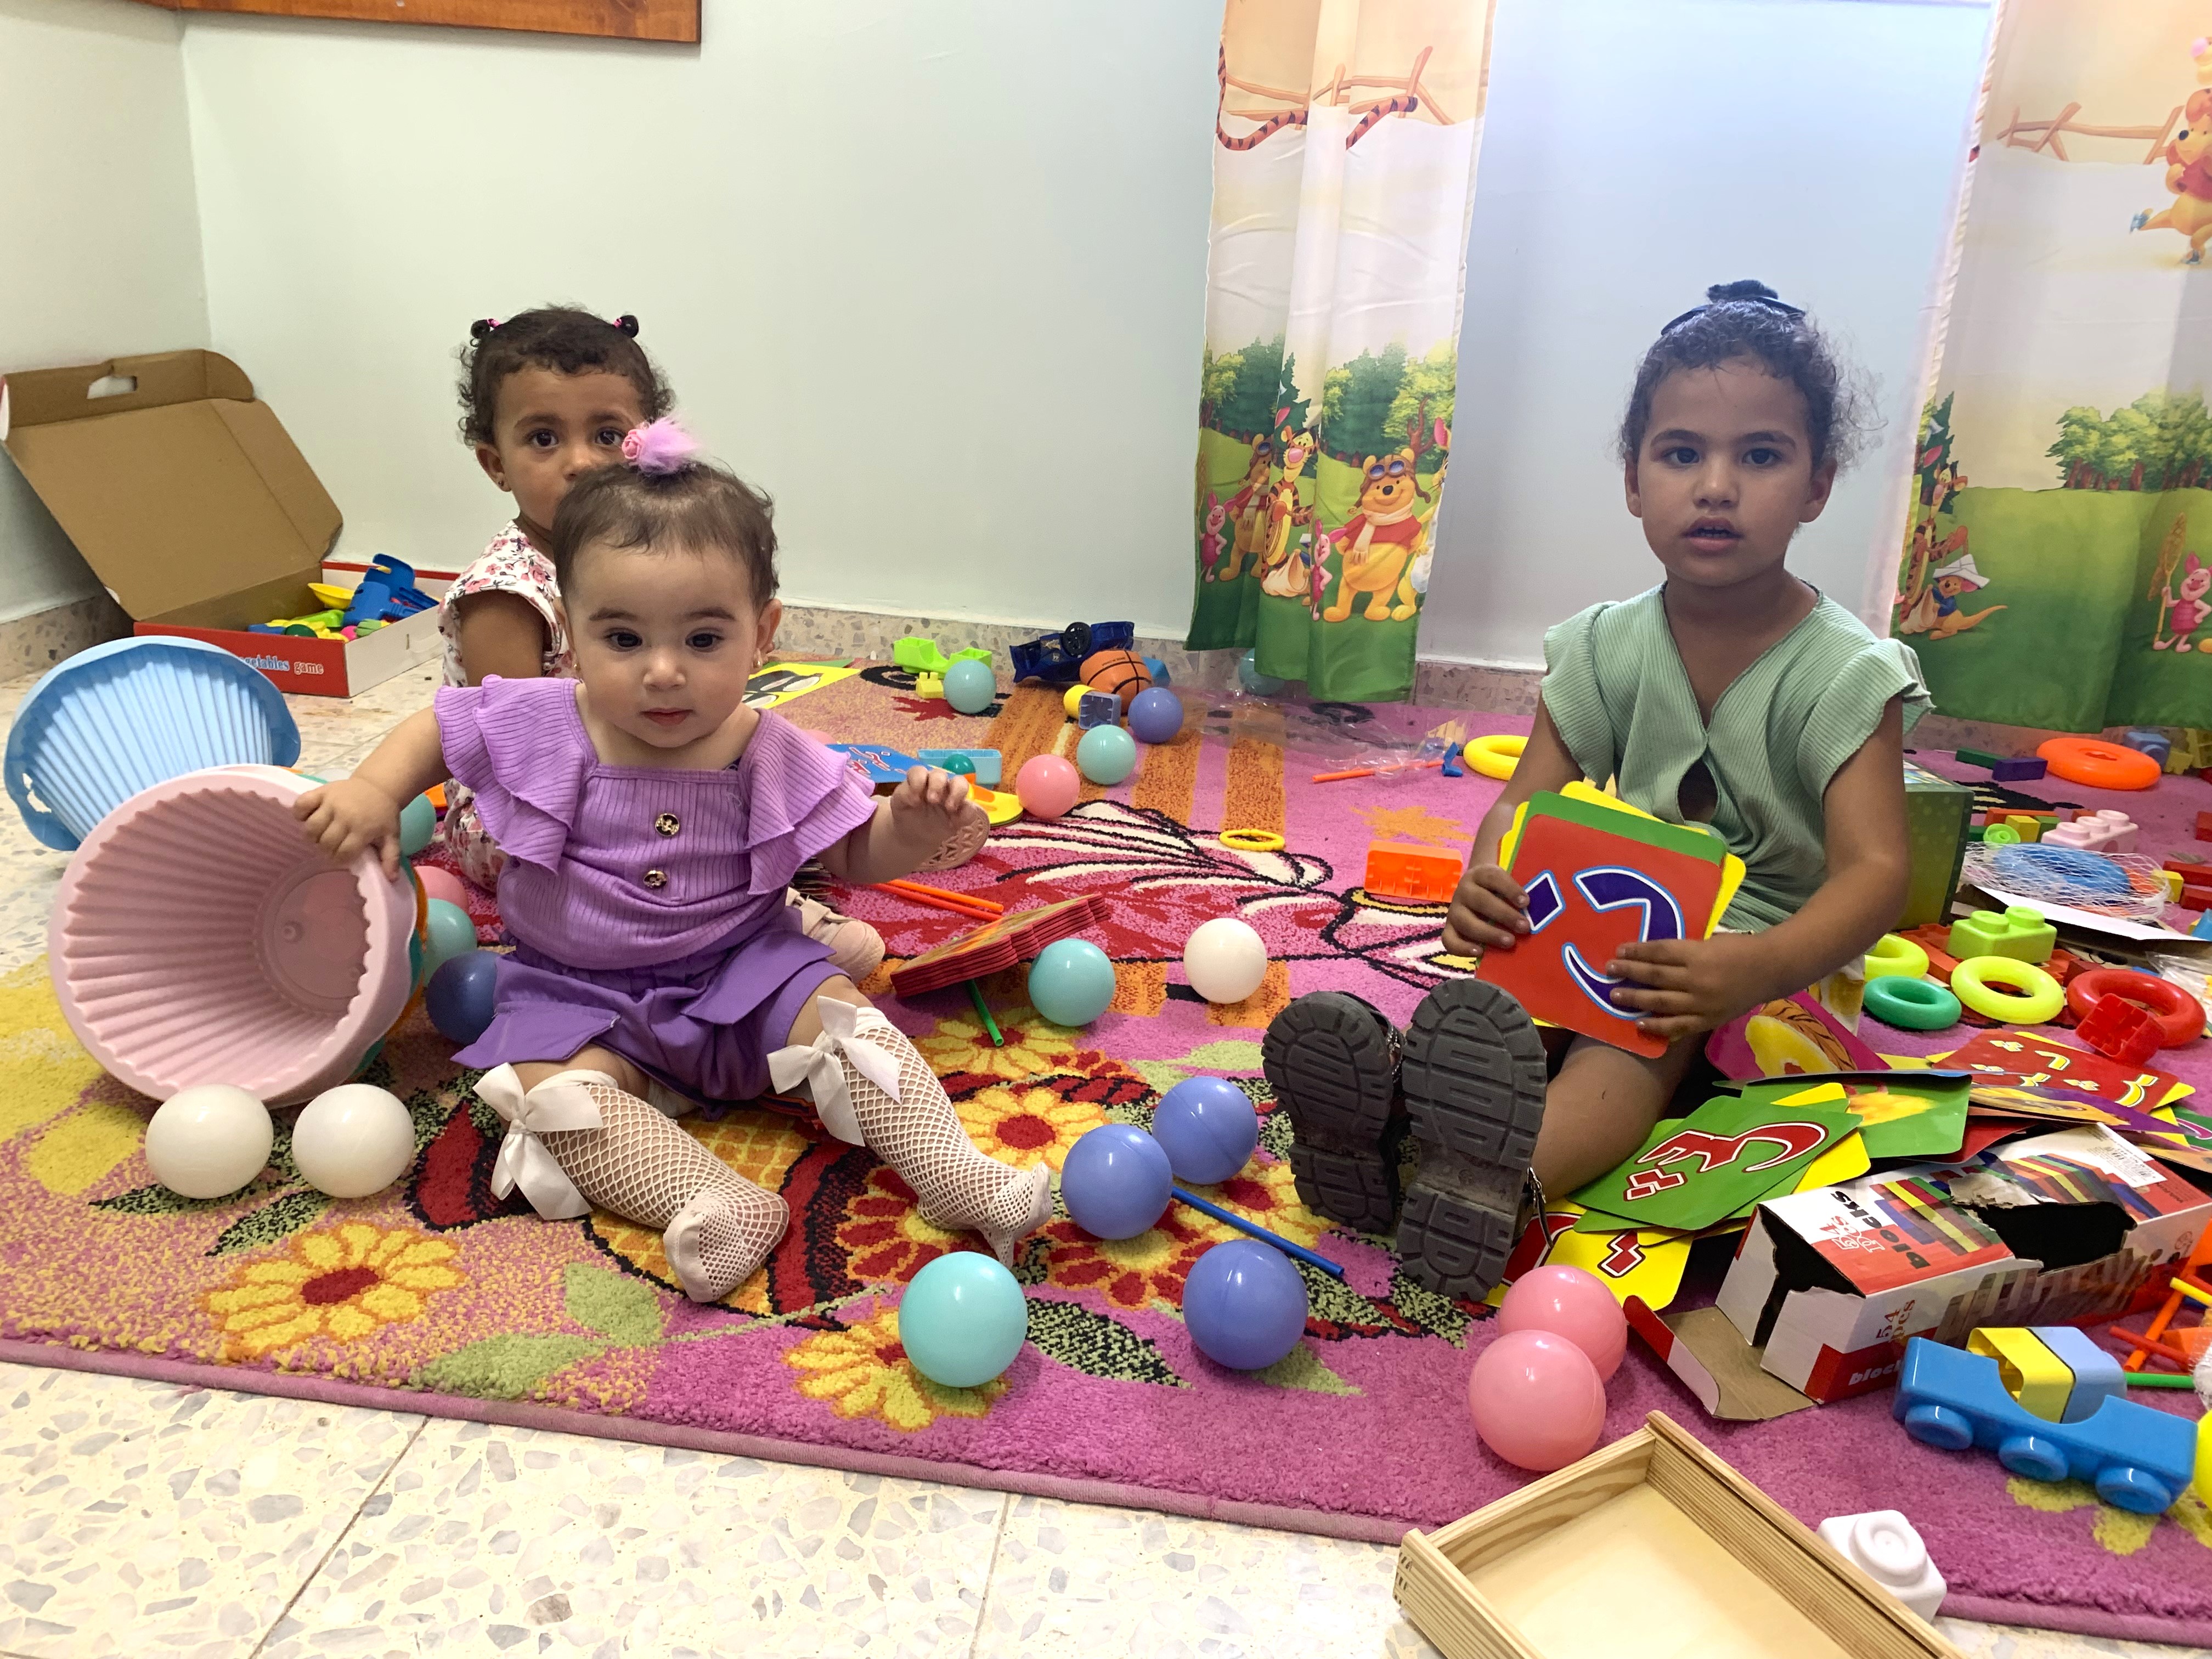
[1966,1326,2126,1423]
[2033,1325,2126,1421]
[2123,729,2173,769]
[2195,910,2212,941]
[2077,994,2163,1065]
[2045,810,2139,855]
[2003,814,2043,844]
[1894,1336,2194,1514]
[1814,1511,1947,1622]
[915,673,945,700]
[1365,843,1462,903]
[1990,755,2047,782]
[1076,691,1121,730]
[1955,748,2002,770]
[2163,871,2186,902]
[1946,905,2056,964]
[2183,885,2212,912]
[2198,811,2212,843]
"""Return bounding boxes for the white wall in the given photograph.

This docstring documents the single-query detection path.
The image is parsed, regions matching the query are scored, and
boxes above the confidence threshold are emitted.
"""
[1426,0,1992,666]
[170,0,1988,665]
[178,3,1220,630]
[0,0,207,624]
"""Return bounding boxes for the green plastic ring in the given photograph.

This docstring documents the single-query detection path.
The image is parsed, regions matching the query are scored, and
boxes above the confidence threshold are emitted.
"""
[1864,934,1931,982]
[1983,823,2021,846]
[1864,974,1962,1031]
[1951,955,2065,1025]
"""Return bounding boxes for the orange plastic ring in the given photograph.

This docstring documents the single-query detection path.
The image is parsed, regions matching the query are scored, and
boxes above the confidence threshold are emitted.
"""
[2064,968,2204,1047]
[2035,737,2160,791]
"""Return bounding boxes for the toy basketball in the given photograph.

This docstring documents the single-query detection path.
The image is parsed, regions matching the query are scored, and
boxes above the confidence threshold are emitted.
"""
[6,637,300,851]
[1077,650,1151,709]
[50,765,417,1105]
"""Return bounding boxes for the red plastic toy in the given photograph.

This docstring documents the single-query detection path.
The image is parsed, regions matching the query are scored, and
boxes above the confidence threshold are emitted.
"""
[2063,967,2205,1047]
[2197,810,2212,843]
[1364,842,1462,902]
[2074,994,2162,1065]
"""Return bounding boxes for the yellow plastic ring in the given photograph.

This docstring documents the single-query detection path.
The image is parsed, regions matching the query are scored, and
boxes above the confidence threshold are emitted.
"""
[1221,828,1285,853]
[1864,934,1930,983]
[1951,955,2065,1025]
[1465,734,1526,780]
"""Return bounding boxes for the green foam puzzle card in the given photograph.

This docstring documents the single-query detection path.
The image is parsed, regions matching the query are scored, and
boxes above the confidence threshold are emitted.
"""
[1737,1073,1968,1162]
[1569,1091,1861,1234]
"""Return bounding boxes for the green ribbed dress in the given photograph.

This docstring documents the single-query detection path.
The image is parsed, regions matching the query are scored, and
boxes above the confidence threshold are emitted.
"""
[1541,586,1931,930]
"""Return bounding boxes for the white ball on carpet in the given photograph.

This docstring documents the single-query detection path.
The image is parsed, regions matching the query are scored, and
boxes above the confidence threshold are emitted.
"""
[1183,917,1269,1005]
[144,1085,273,1200]
[291,1084,416,1198]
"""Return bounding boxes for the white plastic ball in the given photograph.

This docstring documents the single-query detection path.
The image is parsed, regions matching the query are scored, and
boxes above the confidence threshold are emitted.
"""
[291,1084,416,1198]
[1183,917,1269,1004]
[144,1085,274,1200]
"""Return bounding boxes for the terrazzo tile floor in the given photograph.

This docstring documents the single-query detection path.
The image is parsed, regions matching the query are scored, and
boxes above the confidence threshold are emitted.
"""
[0,662,2204,1659]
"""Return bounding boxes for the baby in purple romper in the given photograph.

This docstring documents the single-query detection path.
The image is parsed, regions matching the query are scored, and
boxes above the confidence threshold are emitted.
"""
[296,421,1048,1301]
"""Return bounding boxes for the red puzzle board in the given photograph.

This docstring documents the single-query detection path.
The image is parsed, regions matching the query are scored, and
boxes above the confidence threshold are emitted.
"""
[1475,815,1726,1059]
[888,894,1108,998]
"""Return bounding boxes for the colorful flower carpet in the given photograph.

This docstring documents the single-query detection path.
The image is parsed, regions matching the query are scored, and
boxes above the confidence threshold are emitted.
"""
[2,670,2208,1645]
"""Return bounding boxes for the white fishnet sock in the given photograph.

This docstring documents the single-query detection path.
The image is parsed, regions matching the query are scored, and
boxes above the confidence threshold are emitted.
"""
[836,1010,1052,1265]
[538,1081,788,1302]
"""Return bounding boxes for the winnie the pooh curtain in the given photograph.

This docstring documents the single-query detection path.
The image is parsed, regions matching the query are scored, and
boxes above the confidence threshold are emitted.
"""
[1185,0,1495,703]
[1887,0,2212,731]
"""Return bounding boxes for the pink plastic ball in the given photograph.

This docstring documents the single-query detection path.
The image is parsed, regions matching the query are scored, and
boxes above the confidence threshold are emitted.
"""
[1016,754,1082,820]
[1466,1329,1607,1472]
[1496,1264,1627,1380]
[416,866,471,911]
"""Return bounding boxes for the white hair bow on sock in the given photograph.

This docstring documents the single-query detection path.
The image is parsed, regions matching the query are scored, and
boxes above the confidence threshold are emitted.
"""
[475,1064,611,1220]
[767,999,906,1147]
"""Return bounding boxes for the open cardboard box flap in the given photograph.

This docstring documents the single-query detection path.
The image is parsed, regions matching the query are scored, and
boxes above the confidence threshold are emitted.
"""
[2,351,341,630]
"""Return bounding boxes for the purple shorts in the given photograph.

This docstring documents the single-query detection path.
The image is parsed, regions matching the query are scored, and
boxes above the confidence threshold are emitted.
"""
[453,910,843,1103]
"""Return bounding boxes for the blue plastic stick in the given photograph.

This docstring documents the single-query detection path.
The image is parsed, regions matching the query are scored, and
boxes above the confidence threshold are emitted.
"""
[1171,1186,1346,1279]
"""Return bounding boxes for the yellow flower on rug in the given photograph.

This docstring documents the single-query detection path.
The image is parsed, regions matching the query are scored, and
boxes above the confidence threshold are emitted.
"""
[205,1223,462,1359]
[915,1007,1088,1082]
[2007,1477,2212,1555]
[784,1306,1005,1431]
[955,1084,1103,1171]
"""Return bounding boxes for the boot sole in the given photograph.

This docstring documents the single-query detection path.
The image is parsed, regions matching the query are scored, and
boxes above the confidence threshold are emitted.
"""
[1396,978,1548,1300]
[1261,992,1400,1233]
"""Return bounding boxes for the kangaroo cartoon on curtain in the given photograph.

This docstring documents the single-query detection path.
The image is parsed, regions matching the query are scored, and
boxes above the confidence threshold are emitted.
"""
[1891,0,2212,731]
[1186,0,1495,704]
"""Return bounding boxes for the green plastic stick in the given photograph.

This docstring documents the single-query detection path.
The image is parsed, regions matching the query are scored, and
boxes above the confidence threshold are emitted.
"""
[965,980,1003,1047]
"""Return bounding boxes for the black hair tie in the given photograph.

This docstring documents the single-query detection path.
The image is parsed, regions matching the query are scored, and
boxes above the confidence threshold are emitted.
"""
[613,314,640,337]
[469,318,500,341]
[1660,280,1804,336]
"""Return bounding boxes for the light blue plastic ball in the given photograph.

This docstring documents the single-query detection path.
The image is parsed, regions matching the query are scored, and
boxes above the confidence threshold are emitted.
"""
[1238,651,1286,697]
[897,1251,1028,1387]
[943,658,997,715]
[422,899,478,979]
[1183,1239,1308,1370]
[1075,723,1137,786]
[1028,938,1116,1026]
[1152,1076,1259,1186]
[1060,1123,1173,1240]
[1141,655,1171,687]
[1127,686,1183,745]
[399,793,437,856]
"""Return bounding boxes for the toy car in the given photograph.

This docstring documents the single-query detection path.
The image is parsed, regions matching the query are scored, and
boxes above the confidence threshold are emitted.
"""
[1894,1336,2194,1514]
[1009,622,1135,686]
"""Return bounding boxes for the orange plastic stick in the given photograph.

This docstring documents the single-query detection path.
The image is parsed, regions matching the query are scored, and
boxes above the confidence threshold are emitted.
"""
[884,878,1004,914]
[870,885,999,922]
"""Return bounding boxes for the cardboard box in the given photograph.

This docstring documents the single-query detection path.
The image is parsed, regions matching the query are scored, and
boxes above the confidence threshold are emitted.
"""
[1,351,441,698]
[1716,1125,2211,1403]
[1394,1413,1960,1659]
[1901,759,1973,928]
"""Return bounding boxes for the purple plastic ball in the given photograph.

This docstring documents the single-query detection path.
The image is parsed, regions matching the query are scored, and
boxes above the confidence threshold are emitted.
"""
[1183,1240,1308,1370]
[1150,1076,1259,1185]
[1127,686,1184,745]
[1060,1123,1173,1240]
[425,951,499,1045]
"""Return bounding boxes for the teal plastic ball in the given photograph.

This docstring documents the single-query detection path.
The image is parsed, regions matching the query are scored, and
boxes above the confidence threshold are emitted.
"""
[943,658,997,714]
[1075,723,1137,786]
[897,1251,1028,1387]
[422,899,478,979]
[1028,938,1116,1026]
[398,793,437,856]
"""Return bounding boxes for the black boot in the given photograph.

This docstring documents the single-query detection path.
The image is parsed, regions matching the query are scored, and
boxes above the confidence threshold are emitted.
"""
[1261,991,1406,1234]
[1396,978,1549,1300]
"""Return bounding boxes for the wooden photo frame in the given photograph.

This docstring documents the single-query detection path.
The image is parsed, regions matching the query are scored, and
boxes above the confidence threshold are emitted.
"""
[125,0,699,44]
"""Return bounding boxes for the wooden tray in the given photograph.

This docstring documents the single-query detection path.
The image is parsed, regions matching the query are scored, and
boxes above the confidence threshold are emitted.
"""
[1394,1413,1960,1659]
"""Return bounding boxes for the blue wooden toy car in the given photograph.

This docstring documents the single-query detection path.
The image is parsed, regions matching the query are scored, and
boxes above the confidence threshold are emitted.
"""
[1008,622,1135,685]
[1894,1336,2195,1514]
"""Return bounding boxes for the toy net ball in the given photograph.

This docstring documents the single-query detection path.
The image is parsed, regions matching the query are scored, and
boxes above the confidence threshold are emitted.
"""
[144,1084,274,1199]
[426,951,500,1045]
[291,1083,416,1198]
[1078,650,1152,709]
[1183,1239,1308,1370]
[1016,754,1081,820]
[943,658,996,715]
[1075,724,1137,786]
[1028,937,1116,1026]
[1183,917,1267,1003]
[1151,1076,1258,1185]
[896,1251,1028,1387]
[1466,1329,1607,1471]
[1061,1123,1173,1239]
[1496,1263,1627,1379]
[1127,686,1183,745]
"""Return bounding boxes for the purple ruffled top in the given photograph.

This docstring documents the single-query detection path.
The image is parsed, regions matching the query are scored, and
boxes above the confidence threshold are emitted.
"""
[435,676,877,970]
